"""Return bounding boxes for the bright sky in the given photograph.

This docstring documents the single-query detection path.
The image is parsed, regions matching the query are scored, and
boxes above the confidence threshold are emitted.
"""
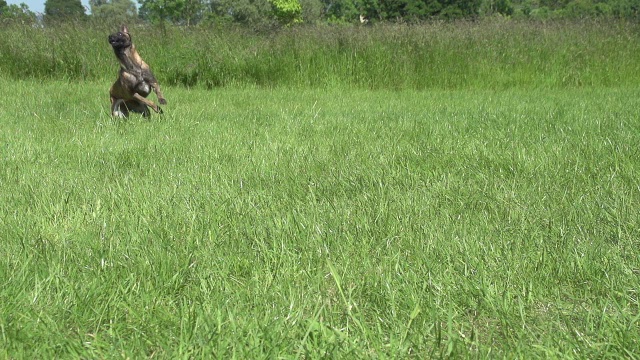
[6,0,91,14]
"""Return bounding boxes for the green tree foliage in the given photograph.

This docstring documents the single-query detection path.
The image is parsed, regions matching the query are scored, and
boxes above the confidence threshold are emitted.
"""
[511,0,639,18]
[480,0,513,15]
[439,0,481,17]
[323,0,480,22]
[270,0,302,24]
[318,0,636,22]
[44,0,86,19]
[90,0,137,21]
[358,0,382,21]
[609,0,639,18]
[299,0,323,22]
[382,0,444,20]
[322,0,358,22]
[139,0,204,25]
[207,0,274,27]
[2,3,36,22]
[27,0,640,26]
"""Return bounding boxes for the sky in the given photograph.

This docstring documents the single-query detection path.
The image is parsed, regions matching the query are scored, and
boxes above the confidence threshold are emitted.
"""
[6,0,91,14]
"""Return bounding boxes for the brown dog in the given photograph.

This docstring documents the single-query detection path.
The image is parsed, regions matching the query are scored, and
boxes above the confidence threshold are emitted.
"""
[108,25,166,118]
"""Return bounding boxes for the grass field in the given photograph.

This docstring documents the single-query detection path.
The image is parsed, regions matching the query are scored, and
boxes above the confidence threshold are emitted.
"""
[0,77,639,357]
[2,20,640,90]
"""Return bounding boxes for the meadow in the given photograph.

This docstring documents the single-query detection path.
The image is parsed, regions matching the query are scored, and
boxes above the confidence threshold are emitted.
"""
[1,20,640,89]
[0,21,639,358]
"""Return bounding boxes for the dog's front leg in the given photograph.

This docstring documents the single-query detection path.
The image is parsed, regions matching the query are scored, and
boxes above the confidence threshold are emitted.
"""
[141,69,167,105]
[151,81,167,105]
[132,93,163,114]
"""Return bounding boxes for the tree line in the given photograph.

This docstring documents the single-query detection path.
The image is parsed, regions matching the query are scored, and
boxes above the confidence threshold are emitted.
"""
[1,0,638,27]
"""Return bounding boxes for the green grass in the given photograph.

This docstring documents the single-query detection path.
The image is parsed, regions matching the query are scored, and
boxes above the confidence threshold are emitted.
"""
[0,78,639,357]
[1,20,640,90]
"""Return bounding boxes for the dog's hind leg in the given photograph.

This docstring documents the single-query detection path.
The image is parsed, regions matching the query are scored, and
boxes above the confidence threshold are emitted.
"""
[111,98,129,118]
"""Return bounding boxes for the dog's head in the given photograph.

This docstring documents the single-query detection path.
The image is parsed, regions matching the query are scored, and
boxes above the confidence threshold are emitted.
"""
[108,25,132,51]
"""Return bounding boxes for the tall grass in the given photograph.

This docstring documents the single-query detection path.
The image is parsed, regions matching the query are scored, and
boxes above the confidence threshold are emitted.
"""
[1,20,639,89]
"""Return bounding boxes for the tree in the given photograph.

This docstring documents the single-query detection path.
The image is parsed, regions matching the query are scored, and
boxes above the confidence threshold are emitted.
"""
[139,0,204,25]
[610,0,639,18]
[322,0,359,22]
[439,0,481,17]
[270,0,302,24]
[1,1,36,23]
[208,0,274,27]
[538,0,571,10]
[90,0,137,21]
[379,0,442,21]
[356,0,381,21]
[299,0,323,23]
[44,0,86,19]
[480,0,513,15]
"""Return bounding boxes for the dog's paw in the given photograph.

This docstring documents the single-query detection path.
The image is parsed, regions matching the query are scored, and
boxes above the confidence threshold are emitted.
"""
[159,98,167,105]
[112,110,127,118]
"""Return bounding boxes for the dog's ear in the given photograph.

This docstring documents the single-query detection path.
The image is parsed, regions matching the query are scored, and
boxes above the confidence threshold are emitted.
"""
[120,25,129,35]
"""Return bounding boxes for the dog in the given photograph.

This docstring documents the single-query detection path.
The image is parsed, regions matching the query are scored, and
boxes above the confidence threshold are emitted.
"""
[108,25,166,118]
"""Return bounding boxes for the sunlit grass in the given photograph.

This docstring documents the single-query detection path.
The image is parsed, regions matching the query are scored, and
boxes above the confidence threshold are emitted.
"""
[0,79,638,357]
